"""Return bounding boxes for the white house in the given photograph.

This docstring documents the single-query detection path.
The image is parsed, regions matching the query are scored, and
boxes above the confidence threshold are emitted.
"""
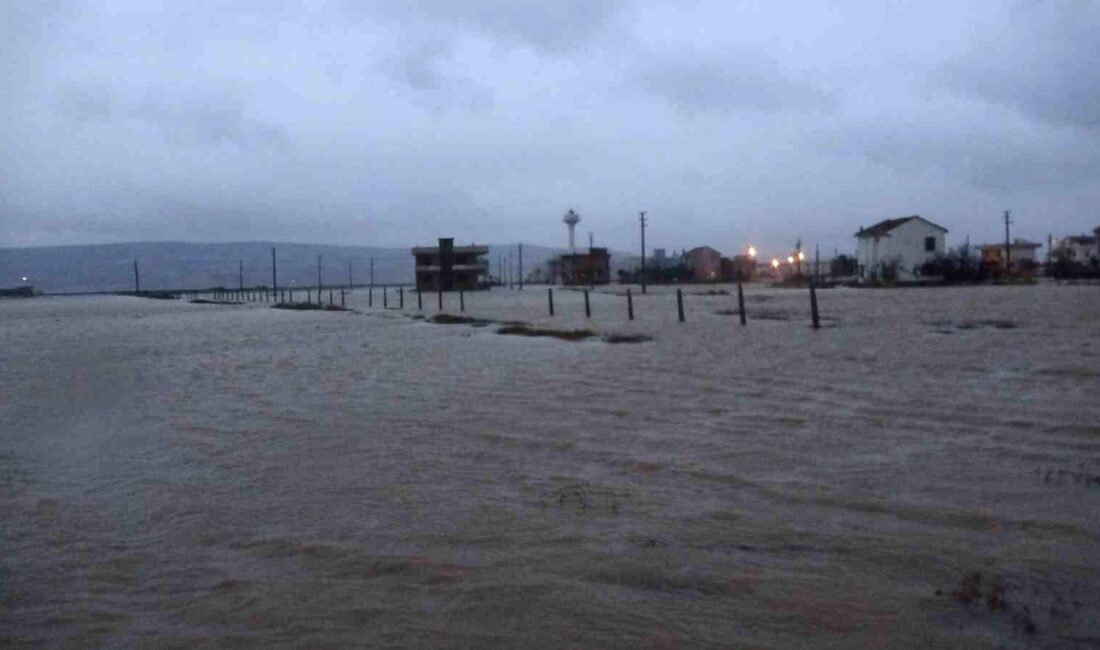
[1052,227,1100,265]
[855,215,947,281]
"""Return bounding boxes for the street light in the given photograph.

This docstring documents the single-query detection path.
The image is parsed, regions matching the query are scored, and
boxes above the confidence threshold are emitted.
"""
[787,256,795,265]
[797,251,805,261]
[771,259,780,269]
[748,246,757,259]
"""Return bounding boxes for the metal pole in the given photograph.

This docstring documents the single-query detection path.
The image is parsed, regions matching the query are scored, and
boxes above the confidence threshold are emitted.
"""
[627,288,634,320]
[399,287,404,309]
[584,289,590,318]
[271,247,277,299]
[548,287,554,316]
[640,211,647,294]
[133,259,140,294]
[810,282,820,329]
[737,282,746,326]
[676,288,684,322]
[460,290,465,312]
[518,244,524,290]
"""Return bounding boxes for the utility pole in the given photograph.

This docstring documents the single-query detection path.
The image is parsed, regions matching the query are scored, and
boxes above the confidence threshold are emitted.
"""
[271,247,277,297]
[239,260,244,291]
[1004,210,1013,274]
[518,244,524,290]
[639,211,648,294]
[133,259,140,294]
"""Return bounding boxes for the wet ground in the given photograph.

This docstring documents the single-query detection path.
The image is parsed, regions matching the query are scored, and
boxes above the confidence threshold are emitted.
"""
[2,283,1099,648]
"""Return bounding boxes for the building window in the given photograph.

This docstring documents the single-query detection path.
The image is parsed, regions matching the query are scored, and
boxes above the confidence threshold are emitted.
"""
[925,236,935,252]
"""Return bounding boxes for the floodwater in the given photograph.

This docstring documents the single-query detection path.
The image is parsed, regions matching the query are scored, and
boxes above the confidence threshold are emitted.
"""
[2,283,1099,648]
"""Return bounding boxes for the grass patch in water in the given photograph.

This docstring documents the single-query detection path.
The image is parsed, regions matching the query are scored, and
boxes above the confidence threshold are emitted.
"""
[429,313,492,326]
[957,319,1019,330]
[272,302,349,311]
[603,333,653,344]
[496,324,594,341]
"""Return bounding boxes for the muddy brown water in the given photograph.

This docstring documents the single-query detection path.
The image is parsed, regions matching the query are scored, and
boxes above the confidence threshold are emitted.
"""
[2,284,1099,648]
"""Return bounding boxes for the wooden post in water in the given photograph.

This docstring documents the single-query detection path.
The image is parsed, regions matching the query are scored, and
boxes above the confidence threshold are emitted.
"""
[810,282,820,329]
[627,288,634,320]
[737,282,746,326]
[459,290,465,312]
[677,288,685,322]
[548,288,554,316]
[584,290,591,318]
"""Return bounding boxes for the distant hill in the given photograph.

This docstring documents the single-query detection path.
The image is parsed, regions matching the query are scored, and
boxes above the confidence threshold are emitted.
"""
[0,241,631,294]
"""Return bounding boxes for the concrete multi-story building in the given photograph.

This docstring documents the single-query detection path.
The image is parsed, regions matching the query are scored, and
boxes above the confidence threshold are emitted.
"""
[412,238,489,291]
[1052,228,1100,265]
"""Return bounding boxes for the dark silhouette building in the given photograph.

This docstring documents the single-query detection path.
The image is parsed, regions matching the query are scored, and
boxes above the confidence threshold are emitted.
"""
[559,248,610,286]
[412,238,489,291]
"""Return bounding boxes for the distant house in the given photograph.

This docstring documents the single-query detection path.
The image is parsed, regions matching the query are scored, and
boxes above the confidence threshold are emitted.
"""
[412,238,489,291]
[980,239,1042,272]
[1052,228,1100,265]
[855,215,947,281]
[559,248,610,286]
[685,246,723,282]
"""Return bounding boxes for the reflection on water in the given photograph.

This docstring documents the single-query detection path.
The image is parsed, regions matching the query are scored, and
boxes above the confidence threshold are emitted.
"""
[2,287,1099,648]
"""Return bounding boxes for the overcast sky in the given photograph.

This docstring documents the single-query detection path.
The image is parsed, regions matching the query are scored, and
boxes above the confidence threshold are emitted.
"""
[2,1,1098,257]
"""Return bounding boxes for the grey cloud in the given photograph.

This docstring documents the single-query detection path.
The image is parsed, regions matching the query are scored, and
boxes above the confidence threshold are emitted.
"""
[130,87,290,150]
[353,0,632,54]
[636,48,839,114]
[55,83,290,151]
[941,2,1100,130]
[818,115,1100,192]
[380,40,494,113]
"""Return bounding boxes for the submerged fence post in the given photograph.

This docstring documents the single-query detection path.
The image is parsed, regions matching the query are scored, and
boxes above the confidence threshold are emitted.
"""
[677,289,685,322]
[460,290,465,312]
[737,282,747,326]
[584,290,591,318]
[810,283,820,329]
[548,288,554,316]
[627,288,634,320]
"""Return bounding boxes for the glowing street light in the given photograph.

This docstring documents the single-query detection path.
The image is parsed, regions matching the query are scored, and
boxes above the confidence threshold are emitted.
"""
[787,256,795,265]
[748,246,757,259]
[771,258,780,269]
[797,251,805,261]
